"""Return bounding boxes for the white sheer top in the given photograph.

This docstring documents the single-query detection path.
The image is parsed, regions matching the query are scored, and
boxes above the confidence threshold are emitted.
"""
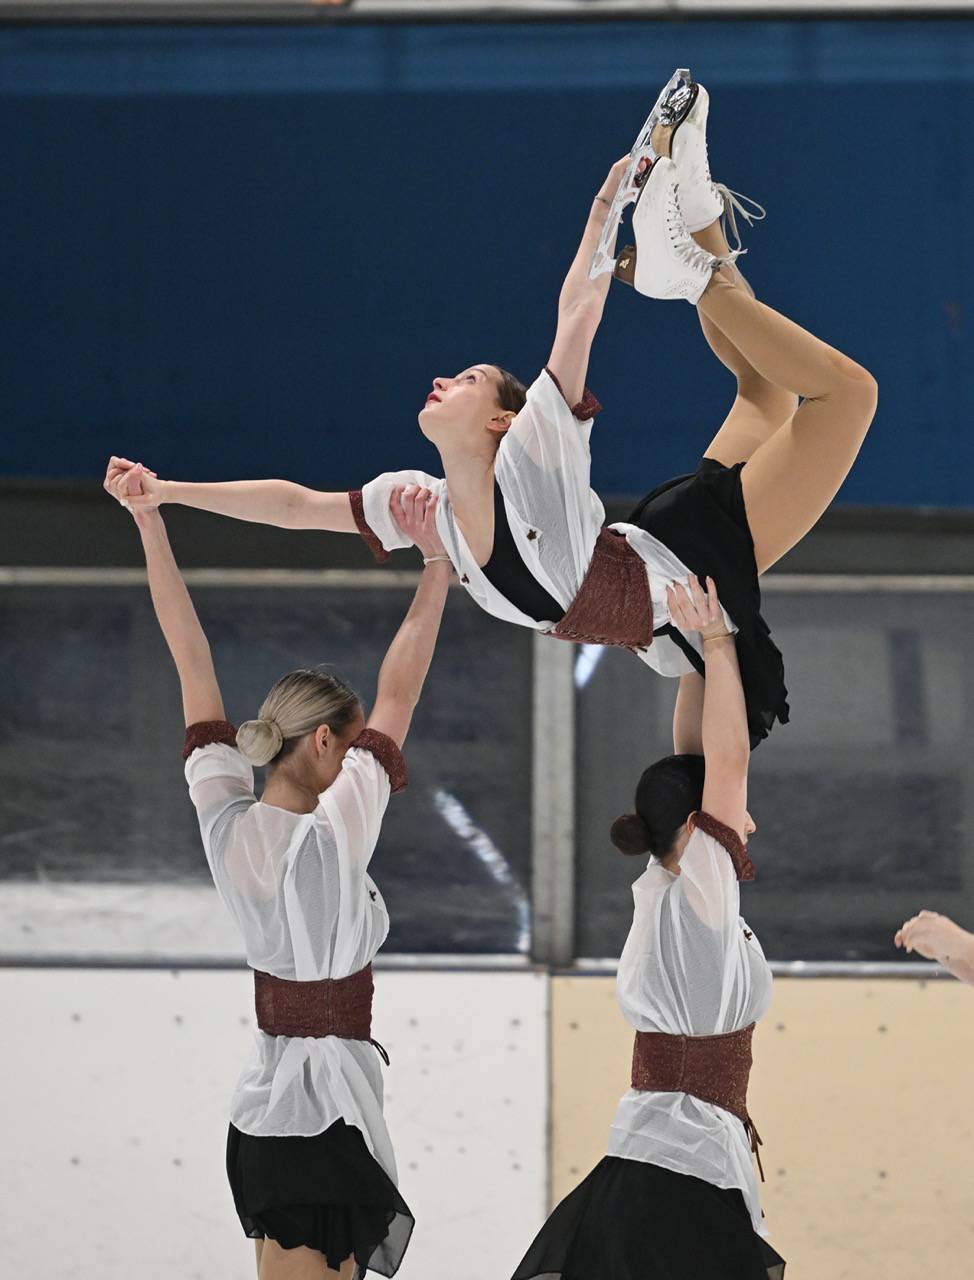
[608,824,772,1233]
[353,369,734,677]
[184,728,404,1182]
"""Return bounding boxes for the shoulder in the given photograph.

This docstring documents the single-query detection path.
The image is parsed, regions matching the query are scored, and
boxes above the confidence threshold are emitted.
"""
[182,721,253,786]
[687,812,755,882]
[344,728,408,795]
[540,367,602,421]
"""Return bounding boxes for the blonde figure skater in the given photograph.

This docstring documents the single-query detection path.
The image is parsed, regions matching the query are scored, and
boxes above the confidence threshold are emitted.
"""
[105,71,876,748]
[106,469,450,1280]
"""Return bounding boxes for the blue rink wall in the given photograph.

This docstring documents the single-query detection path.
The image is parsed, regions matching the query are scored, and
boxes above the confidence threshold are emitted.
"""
[2,18,973,507]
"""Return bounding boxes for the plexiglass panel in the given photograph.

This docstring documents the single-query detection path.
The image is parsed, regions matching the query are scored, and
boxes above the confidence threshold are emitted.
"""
[0,581,534,956]
[574,589,974,962]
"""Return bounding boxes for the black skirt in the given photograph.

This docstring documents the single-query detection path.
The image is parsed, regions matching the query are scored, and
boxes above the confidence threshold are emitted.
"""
[511,1156,785,1280]
[226,1118,414,1278]
[628,459,789,747]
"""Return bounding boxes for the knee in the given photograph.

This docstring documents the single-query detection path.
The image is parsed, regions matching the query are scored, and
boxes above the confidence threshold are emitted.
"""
[834,357,879,416]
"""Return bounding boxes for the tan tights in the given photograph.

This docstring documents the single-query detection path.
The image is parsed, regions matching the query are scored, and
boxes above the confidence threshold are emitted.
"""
[691,220,877,574]
[255,1238,357,1280]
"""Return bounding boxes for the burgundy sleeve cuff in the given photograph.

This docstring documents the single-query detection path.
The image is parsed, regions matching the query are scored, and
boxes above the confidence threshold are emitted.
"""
[351,728,408,794]
[183,720,238,760]
[544,366,602,421]
[348,490,390,565]
[690,811,756,882]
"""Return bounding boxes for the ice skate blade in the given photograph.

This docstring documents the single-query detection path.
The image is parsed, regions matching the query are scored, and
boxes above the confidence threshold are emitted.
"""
[590,68,698,280]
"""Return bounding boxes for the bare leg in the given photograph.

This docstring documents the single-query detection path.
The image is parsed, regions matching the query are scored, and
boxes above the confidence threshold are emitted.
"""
[651,122,798,465]
[697,269,878,573]
[258,1238,356,1280]
[255,1240,265,1275]
[692,224,798,467]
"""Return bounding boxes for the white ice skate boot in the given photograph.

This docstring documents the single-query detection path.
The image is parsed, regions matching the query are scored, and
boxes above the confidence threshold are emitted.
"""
[589,67,700,280]
[670,82,766,249]
[613,157,733,304]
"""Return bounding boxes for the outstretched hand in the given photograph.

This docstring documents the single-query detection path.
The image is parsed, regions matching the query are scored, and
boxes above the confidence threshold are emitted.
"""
[103,456,165,511]
[666,575,728,640]
[894,910,960,961]
[389,485,448,563]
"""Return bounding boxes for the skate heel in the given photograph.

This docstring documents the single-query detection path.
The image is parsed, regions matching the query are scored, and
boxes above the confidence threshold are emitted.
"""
[658,77,699,131]
[613,245,637,287]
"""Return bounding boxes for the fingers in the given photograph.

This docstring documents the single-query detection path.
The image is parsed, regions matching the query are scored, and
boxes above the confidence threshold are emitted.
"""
[422,492,439,528]
[706,576,720,624]
[688,572,707,615]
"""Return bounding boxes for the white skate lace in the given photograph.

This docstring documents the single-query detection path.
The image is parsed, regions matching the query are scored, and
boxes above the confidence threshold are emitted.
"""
[666,178,739,273]
[715,184,766,256]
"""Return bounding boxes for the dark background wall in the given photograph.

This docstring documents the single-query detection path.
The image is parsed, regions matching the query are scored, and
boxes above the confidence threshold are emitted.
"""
[2,17,972,506]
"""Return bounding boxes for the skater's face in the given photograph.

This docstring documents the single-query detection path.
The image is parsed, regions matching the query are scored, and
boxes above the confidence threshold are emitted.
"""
[418,365,515,448]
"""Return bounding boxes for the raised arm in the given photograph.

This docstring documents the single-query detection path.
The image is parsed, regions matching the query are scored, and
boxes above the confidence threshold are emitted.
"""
[673,672,705,755]
[546,157,630,408]
[667,576,749,839]
[365,486,452,749]
[103,456,357,533]
[108,466,225,727]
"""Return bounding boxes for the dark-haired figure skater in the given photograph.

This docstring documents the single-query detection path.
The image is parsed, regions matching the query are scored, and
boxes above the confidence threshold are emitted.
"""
[104,72,876,748]
[512,576,783,1280]
[106,468,451,1280]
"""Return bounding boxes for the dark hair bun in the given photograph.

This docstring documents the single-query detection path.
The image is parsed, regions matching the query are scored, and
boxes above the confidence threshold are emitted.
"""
[610,812,653,856]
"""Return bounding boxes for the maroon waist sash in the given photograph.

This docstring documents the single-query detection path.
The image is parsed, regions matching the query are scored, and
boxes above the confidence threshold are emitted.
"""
[631,1023,765,1178]
[254,964,388,1061]
[546,527,653,650]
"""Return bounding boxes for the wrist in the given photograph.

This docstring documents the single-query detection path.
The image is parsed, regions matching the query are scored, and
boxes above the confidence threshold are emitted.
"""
[701,629,733,644]
[421,554,452,569]
[134,507,165,536]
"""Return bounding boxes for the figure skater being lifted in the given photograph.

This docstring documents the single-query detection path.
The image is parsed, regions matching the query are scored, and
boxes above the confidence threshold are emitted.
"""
[105,69,877,749]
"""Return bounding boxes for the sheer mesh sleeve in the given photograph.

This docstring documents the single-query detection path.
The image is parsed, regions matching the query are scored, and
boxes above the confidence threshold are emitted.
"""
[353,469,444,560]
[619,826,754,1035]
[184,739,257,861]
[495,370,606,577]
[676,827,743,935]
[500,369,597,473]
[315,743,397,873]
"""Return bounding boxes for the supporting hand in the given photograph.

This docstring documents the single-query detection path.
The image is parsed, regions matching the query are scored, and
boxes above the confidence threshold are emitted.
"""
[389,486,448,563]
[666,575,728,640]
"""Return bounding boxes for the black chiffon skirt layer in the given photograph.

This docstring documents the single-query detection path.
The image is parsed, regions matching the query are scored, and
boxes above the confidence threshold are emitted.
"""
[511,1156,785,1280]
[628,458,789,748]
[226,1118,414,1278]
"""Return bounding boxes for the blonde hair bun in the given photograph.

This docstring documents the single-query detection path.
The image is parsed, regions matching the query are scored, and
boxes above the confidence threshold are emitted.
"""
[236,717,284,767]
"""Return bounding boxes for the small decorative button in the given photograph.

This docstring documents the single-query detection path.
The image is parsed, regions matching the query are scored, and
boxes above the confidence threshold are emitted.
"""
[369,889,377,901]
[526,530,538,541]
[461,574,470,584]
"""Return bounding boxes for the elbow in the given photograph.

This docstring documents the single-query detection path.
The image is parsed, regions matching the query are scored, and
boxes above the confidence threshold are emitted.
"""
[279,481,306,529]
[558,296,603,332]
